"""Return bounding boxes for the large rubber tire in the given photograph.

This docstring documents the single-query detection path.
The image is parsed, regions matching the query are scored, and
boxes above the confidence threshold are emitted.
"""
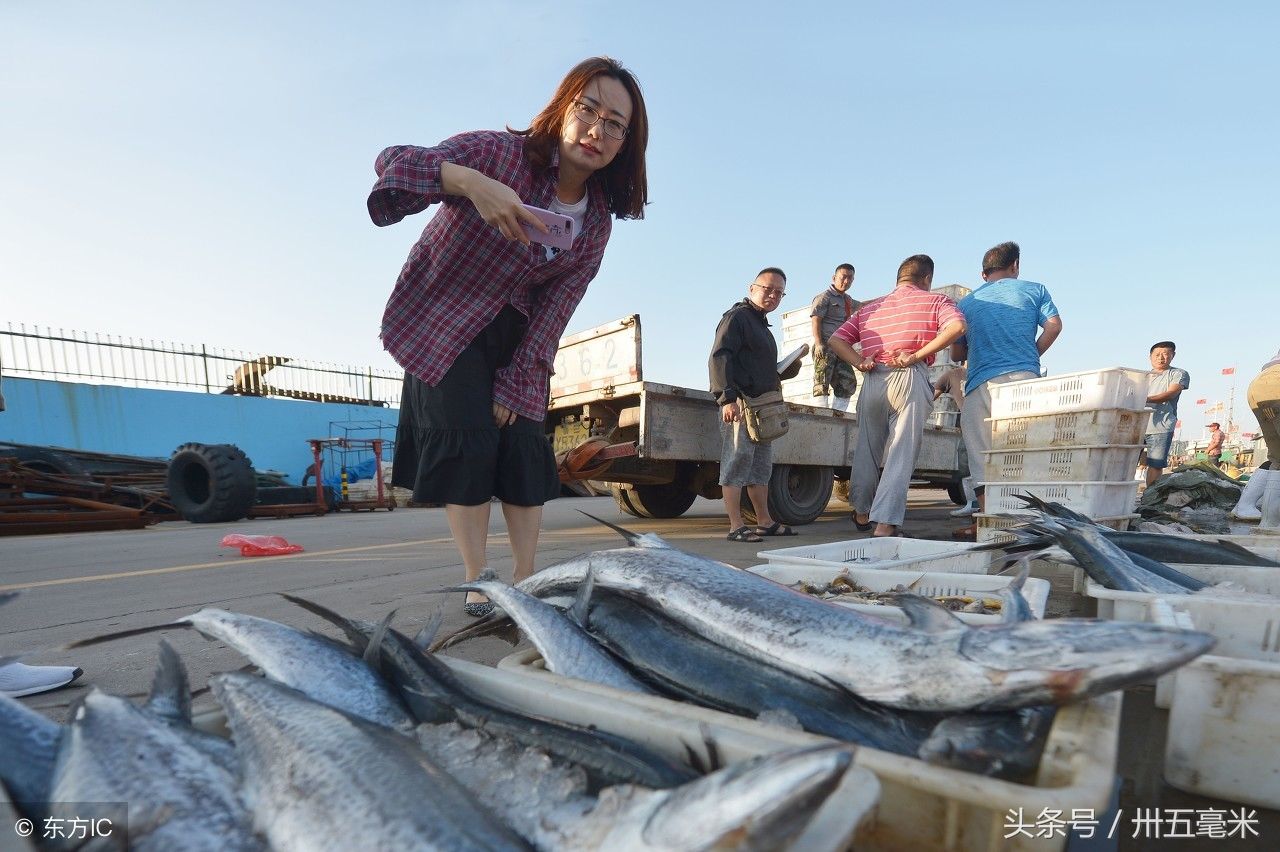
[740,465,834,527]
[167,443,257,523]
[610,484,650,519]
[947,481,967,506]
[626,482,697,519]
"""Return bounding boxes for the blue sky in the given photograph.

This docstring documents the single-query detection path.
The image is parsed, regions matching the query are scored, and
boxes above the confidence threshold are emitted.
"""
[3,1,1275,438]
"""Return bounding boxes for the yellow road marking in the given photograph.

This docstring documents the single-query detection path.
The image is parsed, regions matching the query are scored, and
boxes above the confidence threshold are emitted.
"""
[0,536,458,593]
[0,525,652,593]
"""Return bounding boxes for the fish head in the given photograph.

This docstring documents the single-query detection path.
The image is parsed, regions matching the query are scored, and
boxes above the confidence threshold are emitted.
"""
[635,745,853,850]
[959,619,1215,708]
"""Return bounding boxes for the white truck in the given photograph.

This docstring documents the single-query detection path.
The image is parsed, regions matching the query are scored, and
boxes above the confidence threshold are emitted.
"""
[547,314,966,525]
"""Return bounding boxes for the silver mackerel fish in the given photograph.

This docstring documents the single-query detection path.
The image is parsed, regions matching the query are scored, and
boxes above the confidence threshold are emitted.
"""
[212,673,531,852]
[517,526,1215,712]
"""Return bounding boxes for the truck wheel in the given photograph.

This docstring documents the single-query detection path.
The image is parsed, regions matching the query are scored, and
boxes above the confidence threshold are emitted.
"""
[947,481,967,506]
[742,465,834,526]
[610,485,650,519]
[627,482,697,519]
[168,443,257,523]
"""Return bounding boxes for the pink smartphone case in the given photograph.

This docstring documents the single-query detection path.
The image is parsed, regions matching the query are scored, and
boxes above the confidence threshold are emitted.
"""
[521,205,574,251]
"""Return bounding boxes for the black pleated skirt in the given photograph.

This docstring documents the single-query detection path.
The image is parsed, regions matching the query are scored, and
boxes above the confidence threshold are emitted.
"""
[391,306,559,507]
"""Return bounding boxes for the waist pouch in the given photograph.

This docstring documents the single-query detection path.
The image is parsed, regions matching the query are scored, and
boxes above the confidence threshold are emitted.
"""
[740,390,789,443]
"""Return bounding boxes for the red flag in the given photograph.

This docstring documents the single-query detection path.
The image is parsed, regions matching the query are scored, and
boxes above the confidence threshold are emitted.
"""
[1222,367,1235,375]
[1195,398,1207,405]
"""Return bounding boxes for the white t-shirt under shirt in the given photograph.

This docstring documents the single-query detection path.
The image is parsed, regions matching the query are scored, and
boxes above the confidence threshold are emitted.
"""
[544,193,588,261]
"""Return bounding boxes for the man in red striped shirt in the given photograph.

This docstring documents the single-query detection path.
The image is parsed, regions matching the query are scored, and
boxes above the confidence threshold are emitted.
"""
[829,255,966,536]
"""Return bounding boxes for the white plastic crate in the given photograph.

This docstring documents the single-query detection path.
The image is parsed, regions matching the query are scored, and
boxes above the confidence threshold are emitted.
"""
[1150,597,1280,809]
[757,536,994,574]
[981,481,1140,519]
[989,407,1150,450]
[1149,600,1197,709]
[744,563,1049,624]
[988,367,1149,419]
[977,512,1136,545]
[1084,566,1280,622]
[497,650,1121,852]
[193,657,879,852]
[982,445,1143,482]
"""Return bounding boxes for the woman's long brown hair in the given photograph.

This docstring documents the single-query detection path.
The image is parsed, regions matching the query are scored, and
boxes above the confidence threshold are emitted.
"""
[511,57,649,220]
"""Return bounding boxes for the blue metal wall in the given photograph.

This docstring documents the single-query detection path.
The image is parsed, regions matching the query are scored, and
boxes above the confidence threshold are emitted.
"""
[0,377,399,481]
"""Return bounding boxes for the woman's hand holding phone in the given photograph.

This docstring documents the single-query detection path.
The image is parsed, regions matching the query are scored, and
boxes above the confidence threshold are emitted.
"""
[441,162,547,245]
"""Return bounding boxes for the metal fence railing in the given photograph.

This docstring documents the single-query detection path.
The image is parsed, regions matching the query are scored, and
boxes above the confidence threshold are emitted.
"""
[0,323,405,407]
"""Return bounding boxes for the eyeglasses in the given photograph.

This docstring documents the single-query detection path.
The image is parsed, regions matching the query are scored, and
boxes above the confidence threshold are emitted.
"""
[572,101,629,140]
[752,284,786,297]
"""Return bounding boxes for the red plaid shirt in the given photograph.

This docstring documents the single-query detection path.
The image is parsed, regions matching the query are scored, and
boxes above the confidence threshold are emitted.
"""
[369,131,612,420]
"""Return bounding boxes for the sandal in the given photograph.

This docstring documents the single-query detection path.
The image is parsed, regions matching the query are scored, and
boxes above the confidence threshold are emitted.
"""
[756,522,798,537]
[727,526,764,543]
[852,514,873,532]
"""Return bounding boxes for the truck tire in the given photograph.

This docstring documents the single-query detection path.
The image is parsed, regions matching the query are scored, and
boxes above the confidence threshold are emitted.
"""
[741,465,834,527]
[947,481,967,506]
[168,443,257,523]
[626,482,697,519]
[610,484,650,519]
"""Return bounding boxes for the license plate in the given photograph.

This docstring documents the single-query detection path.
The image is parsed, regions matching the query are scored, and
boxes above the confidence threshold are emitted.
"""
[552,421,590,455]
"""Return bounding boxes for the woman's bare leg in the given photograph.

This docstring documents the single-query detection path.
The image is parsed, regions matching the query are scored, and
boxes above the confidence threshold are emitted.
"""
[501,503,543,583]
[445,502,492,605]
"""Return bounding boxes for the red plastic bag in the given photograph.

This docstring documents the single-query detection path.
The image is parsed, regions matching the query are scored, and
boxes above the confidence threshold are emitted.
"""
[220,534,305,557]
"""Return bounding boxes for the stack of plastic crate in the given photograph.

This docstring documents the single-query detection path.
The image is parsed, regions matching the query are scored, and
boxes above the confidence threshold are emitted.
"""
[975,367,1151,544]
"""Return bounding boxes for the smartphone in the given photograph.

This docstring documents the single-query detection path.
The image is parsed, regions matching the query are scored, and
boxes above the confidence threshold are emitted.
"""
[521,204,575,251]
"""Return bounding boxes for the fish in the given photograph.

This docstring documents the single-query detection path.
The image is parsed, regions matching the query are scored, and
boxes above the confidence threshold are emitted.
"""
[414,713,858,851]
[516,518,1215,712]
[1102,532,1280,567]
[1012,492,1095,524]
[441,567,654,695]
[48,689,262,852]
[280,594,698,790]
[916,705,1057,780]
[997,559,1036,624]
[1028,518,1191,594]
[574,589,941,755]
[914,563,1059,779]
[530,744,856,852]
[0,693,61,808]
[0,638,236,813]
[210,673,531,852]
[144,639,240,774]
[65,608,414,731]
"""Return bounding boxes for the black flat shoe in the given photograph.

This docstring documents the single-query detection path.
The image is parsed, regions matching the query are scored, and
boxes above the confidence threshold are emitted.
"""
[463,594,494,618]
[852,515,873,532]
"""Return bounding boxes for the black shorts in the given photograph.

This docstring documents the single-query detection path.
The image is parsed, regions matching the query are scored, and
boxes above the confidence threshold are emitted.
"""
[391,306,559,507]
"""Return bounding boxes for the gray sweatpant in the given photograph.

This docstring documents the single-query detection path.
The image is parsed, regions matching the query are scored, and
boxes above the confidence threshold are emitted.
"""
[960,370,1039,489]
[850,363,933,527]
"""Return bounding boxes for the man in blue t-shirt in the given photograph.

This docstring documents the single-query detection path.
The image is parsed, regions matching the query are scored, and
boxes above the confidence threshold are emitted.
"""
[950,242,1063,538]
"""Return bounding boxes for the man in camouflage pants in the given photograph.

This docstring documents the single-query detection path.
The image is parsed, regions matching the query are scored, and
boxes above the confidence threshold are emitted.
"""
[810,263,860,412]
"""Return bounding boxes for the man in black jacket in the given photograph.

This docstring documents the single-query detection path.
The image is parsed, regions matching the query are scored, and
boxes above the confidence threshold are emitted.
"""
[709,267,798,542]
